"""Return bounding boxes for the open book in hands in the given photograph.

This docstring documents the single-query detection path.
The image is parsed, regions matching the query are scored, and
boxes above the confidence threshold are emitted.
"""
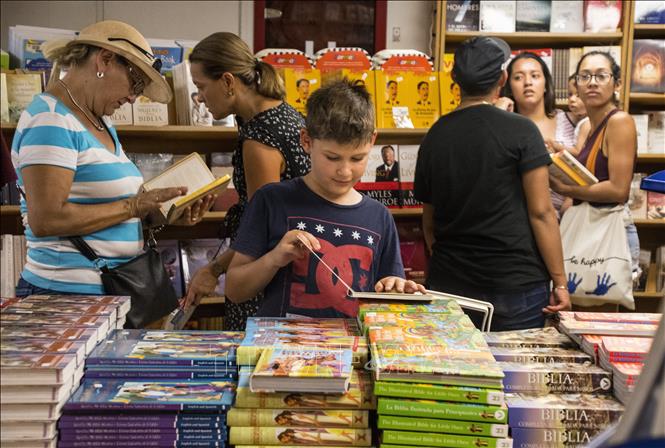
[295,234,433,302]
[140,153,231,225]
[549,150,599,187]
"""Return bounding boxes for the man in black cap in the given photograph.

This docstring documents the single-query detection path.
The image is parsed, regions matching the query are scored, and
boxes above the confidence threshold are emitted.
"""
[414,37,570,331]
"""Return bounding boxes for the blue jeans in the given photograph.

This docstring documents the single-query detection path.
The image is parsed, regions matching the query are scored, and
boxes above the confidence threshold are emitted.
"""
[15,277,79,298]
[435,283,551,332]
[625,222,640,275]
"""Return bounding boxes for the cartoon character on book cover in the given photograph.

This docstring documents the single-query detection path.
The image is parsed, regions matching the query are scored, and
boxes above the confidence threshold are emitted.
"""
[128,341,234,359]
[142,331,244,343]
[258,349,347,377]
[272,410,361,427]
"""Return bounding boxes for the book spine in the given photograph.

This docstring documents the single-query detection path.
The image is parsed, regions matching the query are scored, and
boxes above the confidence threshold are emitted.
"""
[377,398,507,424]
[501,369,613,394]
[59,428,225,440]
[381,430,513,448]
[63,402,229,412]
[58,441,221,448]
[235,387,375,410]
[511,427,605,447]
[83,370,237,380]
[227,408,369,428]
[84,358,237,368]
[378,415,509,438]
[229,426,372,446]
[58,414,224,429]
[508,407,623,430]
[374,381,504,406]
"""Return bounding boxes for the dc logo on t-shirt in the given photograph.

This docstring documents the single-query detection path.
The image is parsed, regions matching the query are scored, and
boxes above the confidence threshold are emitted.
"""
[287,217,381,317]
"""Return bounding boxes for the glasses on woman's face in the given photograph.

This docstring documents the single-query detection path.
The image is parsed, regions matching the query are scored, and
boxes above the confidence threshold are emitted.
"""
[575,72,614,85]
[117,57,146,96]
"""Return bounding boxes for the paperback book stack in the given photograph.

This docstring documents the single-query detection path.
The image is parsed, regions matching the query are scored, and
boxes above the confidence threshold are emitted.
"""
[485,327,625,447]
[362,300,511,448]
[229,317,375,447]
[598,336,653,404]
[58,329,243,448]
[0,294,130,448]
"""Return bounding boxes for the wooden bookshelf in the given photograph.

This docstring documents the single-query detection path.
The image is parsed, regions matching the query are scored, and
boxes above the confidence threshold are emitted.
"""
[443,31,624,47]
[629,92,665,107]
[634,219,665,228]
[633,23,665,38]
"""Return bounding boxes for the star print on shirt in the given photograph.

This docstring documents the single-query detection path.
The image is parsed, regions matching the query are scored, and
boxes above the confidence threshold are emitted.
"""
[315,224,325,234]
[351,231,360,240]
[367,235,374,245]
[296,221,307,230]
[333,228,343,237]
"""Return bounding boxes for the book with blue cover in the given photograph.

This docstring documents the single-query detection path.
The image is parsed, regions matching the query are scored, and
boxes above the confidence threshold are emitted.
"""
[86,331,237,369]
[64,379,235,412]
[84,365,238,381]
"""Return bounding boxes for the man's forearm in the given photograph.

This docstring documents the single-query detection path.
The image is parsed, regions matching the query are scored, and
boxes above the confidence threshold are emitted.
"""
[530,211,567,287]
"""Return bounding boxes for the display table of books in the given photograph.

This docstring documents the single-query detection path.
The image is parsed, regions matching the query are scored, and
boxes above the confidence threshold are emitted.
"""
[1,293,662,448]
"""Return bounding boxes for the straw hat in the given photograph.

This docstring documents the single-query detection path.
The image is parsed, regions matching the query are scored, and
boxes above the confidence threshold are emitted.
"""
[42,20,172,103]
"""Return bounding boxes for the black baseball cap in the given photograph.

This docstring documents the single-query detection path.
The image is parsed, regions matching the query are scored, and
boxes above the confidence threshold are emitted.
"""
[452,36,511,91]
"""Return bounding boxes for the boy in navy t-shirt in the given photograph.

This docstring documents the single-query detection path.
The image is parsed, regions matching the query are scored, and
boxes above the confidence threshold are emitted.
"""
[226,80,425,318]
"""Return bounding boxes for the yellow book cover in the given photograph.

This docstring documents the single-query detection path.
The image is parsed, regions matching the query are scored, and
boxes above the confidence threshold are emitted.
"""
[403,71,440,128]
[375,71,411,128]
[227,408,369,428]
[439,53,461,115]
[5,72,43,123]
[229,426,372,446]
[321,69,376,127]
[549,150,599,186]
[284,68,321,116]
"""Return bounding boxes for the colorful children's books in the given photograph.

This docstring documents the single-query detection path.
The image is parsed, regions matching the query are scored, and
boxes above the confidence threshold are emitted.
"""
[506,393,624,429]
[484,327,576,349]
[245,317,361,333]
[378,414,509,438]
[511,427,605,447]
[0,312,110,343]
[0,325,98,355]
[250,347,353,394]
[500,362,613,394]
[63,379,235,412]
[1,352,78,386]
[86,338,236,369]
[378,397,508,424]
[599,336,652,362]
[83,365,238,381]
[374,381,504,406]
[381,429,513,448]
[138,329,244,344]
[559,311,662,325]
[229,426,372,446]
[489,347,593,364]
[559,319,658,337]
[21,294,131,316]
[235,367,375,410]
[227,408,369,428]
[1,337,87,367]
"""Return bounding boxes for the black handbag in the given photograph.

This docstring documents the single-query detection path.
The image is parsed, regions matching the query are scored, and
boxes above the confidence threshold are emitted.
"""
[68,232,179,329]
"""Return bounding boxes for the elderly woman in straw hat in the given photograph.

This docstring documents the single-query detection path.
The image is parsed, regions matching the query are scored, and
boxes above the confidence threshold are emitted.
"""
[11,20,213,297]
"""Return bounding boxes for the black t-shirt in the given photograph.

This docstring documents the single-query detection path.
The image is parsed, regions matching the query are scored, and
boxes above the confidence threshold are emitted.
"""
[414,104,551,294]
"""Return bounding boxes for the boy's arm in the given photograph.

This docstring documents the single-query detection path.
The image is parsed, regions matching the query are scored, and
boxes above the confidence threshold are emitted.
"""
[375,277,427,293]
[225,230,320,303]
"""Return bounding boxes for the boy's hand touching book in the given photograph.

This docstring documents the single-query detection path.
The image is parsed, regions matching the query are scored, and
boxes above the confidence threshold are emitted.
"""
[375,276,427,294]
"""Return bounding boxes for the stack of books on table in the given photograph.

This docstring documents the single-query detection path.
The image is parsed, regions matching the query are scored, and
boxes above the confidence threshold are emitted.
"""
[0,295,130,448]
[229,317,374,447]
[360,300,511,448]
[598,335,653,405]
[59,329,243,447]
[485,327,625,447]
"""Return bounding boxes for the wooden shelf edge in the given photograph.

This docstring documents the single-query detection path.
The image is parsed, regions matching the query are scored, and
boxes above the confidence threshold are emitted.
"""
[0,205,20,215]
[633,218,665,227]
[444,31,623,44]
[634,291,665,299]
[390,208,423,217]
[199,296,225,305]
[637,154,665,162]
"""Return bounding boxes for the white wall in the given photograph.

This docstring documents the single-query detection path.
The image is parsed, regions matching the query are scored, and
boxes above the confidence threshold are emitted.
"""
[1,1,432,56]
[385,0,435,54]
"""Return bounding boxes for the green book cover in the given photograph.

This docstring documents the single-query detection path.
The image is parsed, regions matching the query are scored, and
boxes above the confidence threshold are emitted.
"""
[381,430,513,448]
[378,415,509,438]
[229,426,372,446]
[378,398,508,424]
[374,381,504,406]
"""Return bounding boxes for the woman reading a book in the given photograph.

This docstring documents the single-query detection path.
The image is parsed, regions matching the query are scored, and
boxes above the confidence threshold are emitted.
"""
[184,32,311,330]
[548,51,640,277]
[497,52,578,219]
[11,21,213,299]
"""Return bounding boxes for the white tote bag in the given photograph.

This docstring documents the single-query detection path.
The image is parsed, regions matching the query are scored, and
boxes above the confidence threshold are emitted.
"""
[559,202,634,309]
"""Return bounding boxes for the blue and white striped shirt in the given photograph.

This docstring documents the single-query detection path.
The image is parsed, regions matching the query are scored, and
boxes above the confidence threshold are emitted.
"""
[11,94,144,294]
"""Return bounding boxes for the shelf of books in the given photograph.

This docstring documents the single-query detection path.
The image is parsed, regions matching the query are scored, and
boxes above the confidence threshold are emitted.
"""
[444,31,624,47]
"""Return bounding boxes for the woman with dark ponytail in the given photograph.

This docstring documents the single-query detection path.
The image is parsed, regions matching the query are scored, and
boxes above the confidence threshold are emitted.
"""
[184,32,311,330]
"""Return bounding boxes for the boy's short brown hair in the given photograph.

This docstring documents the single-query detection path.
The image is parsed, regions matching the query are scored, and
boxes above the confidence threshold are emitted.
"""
[305,79,375,146]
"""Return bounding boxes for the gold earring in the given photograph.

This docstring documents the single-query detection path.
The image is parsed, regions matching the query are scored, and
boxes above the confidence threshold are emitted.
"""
[228,91,233,96]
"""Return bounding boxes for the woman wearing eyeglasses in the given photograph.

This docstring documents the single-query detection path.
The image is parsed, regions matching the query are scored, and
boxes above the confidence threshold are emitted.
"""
[549,51,640,278]
[182,32,311,331]
[11,21,213,298]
